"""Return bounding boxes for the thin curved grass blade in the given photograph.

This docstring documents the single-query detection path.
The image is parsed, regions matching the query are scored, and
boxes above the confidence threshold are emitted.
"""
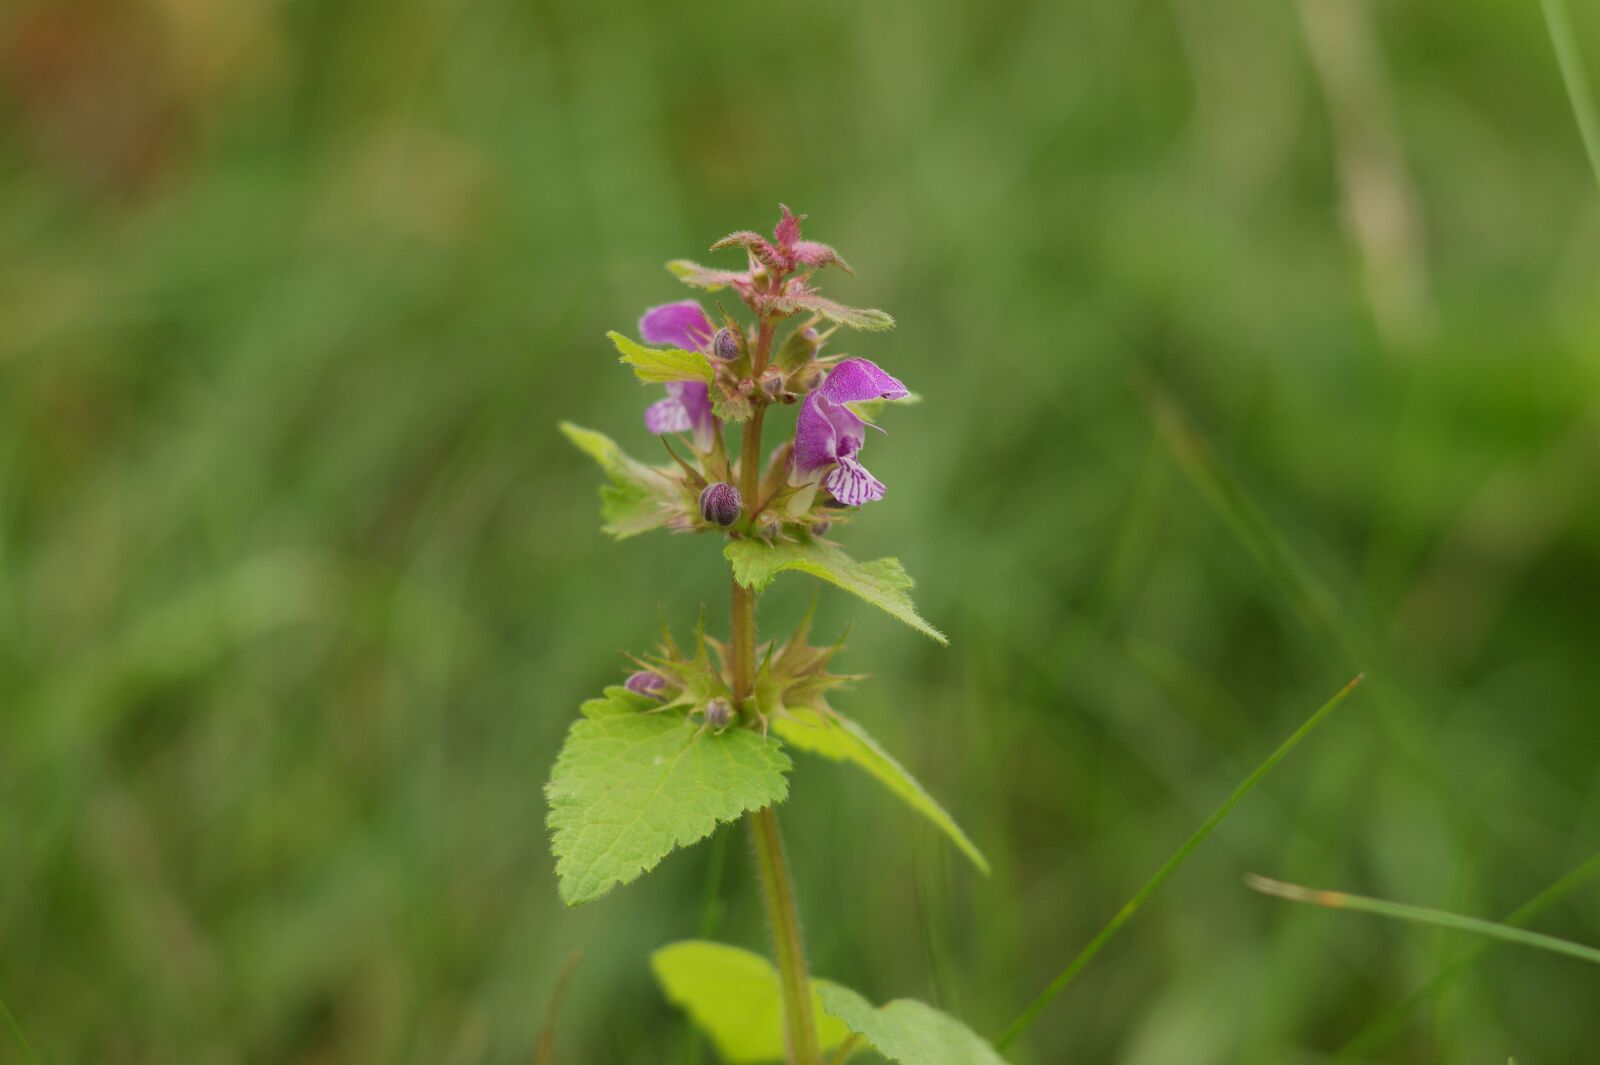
[0,992,41,1065]
[1246,874,1600,967]
[1334,850,1600,1060]
[993,674,1364,1051]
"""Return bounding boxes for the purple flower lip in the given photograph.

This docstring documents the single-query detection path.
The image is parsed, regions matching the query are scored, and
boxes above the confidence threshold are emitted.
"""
[625,671,668,697]
[644,381,715,449]
[638,301,717,449]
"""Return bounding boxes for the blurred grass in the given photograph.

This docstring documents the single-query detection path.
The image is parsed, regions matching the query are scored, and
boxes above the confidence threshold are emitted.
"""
[3,0,1600,1062]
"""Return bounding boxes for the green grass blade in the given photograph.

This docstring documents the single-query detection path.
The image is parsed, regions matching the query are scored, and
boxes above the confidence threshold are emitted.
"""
[0,992,41,1065]
[1247,874,1600,967]
[1540,0,1600,190]
[1335,850,1600,1059]
[993,674,1365,1051]
[1140,380,1356,662]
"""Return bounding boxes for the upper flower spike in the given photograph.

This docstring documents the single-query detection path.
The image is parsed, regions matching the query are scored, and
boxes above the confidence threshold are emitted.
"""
[639,301,717,449]
[710,205,852,277]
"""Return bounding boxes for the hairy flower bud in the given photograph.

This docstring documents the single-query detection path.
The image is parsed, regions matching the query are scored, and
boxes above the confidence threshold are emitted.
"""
[759,368,785,399]
[710,327,740,361]
[699,482,742,527]
[625,671,667,698]
[703,698,734,731]
[754,511,783,541]
[810,519,831,537]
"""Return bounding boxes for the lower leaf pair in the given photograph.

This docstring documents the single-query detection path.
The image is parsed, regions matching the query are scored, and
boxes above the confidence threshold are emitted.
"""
[544,683,989,907]
[654,940,1013,1065]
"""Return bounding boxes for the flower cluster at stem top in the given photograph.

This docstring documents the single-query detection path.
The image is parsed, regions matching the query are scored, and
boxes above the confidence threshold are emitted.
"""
[628,206,909,540]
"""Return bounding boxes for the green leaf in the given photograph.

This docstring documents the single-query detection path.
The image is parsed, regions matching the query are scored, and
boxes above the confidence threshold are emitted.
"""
[847,391,922,426]
[545,687,792,906]
[770,292,895,331]
[773,707,988,874]
[668,260,746,290]
[711,385,754,424]
[651,941,856,1063]
[725,537,946,645]
[609,331,714,384]
[817,985,1012,1065]
[559,422,682,538]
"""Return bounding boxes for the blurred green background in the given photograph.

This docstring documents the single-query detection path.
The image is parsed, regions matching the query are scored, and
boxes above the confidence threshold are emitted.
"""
[4,0,1600,1061]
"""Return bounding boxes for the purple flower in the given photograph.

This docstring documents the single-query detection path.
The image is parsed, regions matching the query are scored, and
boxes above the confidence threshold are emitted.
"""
[640,301,715,350]
[639,301,717,449]
[644,381,715,447]
[790,358,908,507]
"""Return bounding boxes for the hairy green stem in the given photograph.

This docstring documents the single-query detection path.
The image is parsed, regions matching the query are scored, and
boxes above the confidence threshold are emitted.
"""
[735,311,819,1065]
[730,369,768,705]
[750,806,821,1065]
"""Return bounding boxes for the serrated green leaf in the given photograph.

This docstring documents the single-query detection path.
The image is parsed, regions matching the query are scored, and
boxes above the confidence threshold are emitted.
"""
[817,985,1013,1065]
[668,260,746,290]
[725,537,946,644]
[609,331,714,384]
[545,687,792,906]
[773,708,988,874]
[651,941,856,1063]
[712,385,754,423]
[559,422,682,538]
[770,293,895,331]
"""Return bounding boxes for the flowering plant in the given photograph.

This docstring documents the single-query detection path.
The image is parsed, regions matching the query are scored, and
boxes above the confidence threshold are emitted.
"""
[547,208,1008,1064]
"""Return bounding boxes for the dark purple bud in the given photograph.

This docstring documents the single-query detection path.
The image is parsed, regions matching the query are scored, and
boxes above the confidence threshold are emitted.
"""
[699,482,743,527]
[625,671,667,698]
[703,698,734,731]
[755,511,783,541]
[759,368,785,398]
[810,519,831,537]
[710,327,740,362]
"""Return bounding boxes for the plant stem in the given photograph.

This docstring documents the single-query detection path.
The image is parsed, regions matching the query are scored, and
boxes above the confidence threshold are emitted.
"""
[731,577,756,702]
[734,311,818,1065]
[750,805,821,1065]
[730,399,766,703]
